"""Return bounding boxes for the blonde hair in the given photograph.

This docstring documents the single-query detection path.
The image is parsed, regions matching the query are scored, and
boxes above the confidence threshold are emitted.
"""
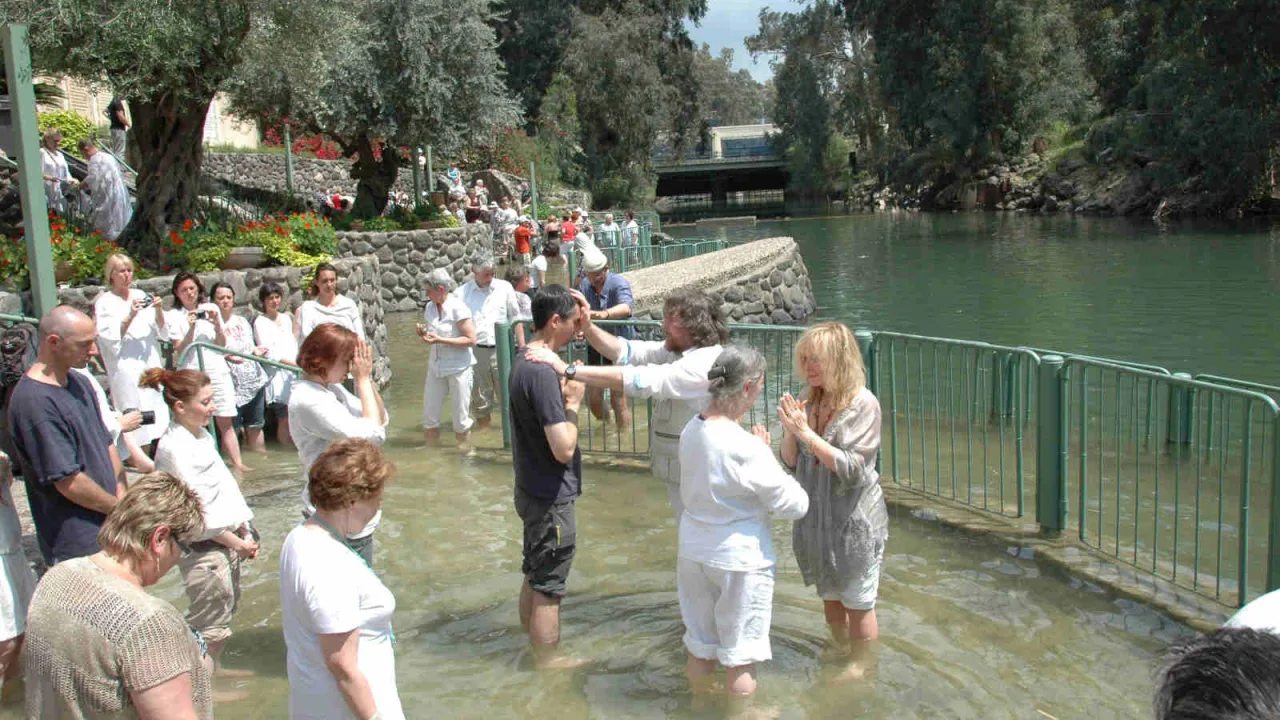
[41,128,62,147]
[794,322,865,409]
[103,253,135,283]
[97,473,204,563]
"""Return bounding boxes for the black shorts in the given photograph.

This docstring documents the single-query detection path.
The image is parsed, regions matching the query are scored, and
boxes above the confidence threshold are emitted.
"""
[234,387,266,430]
[514,487,577,598]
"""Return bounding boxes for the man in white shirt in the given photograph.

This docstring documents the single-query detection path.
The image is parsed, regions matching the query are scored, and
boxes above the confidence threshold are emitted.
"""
[597,213,621,248]
[524,288,728,522]
[453,256,524,429]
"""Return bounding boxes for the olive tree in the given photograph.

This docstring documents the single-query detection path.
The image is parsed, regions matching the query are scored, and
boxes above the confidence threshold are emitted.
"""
[2,0,343,261]
[227,0,520,217]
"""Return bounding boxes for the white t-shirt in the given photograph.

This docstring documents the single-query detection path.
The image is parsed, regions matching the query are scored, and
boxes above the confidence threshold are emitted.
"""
[297,295,364,344]
[254,313,299,404]
[221,314,267,406]
[617,340,722,482]
[154,422,253,540]
[529,256,548,289]
[423,296,474,377]
[1227,589,1280,634]
[93,289,164,380]
[166,305,230,375]
[287,379,388,539]
[678,416,809,570]
[279,525,403,720]
[622,219,640,246]
[453,279,523,346]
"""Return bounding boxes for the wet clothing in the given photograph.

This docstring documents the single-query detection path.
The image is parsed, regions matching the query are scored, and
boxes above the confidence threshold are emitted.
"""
[788,387,888,604]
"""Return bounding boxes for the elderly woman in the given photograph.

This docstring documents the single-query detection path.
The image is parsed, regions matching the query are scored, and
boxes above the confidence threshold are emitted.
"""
[166,271,246,472]
[145,368,258,678]
[778,321,886,684]
[279,439,403,720]
[287,324,387,565]
[296,263,364,345]
[678,344,808,699]
[23,473,213,718]
[93,253,169,448]
[39,128,77,213]
[419,269,477,447]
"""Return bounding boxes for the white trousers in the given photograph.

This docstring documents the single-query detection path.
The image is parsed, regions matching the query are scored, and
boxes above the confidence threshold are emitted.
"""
[423,367,474,432]
[677,557,775,667]
[470,346,499,419]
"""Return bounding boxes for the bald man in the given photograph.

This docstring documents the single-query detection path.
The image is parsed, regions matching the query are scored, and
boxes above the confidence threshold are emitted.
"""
[7,305,125,565]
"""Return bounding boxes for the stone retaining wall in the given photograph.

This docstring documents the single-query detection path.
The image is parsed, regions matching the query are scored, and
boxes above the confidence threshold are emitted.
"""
[203,153,413,201]
[334,224,492,313]
[623,237,816,325]
[0,256,392,387]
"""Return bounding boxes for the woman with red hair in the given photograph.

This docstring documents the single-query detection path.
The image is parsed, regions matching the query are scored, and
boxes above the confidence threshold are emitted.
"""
[287,324,387,565]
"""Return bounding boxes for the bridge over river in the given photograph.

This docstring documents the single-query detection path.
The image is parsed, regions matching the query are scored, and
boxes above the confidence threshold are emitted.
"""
[653,123,788,215]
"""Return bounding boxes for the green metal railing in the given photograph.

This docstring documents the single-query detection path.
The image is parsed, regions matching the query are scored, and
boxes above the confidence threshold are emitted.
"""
[178,341,302,436]
[868,333,1042,519]
[0,312,39,326]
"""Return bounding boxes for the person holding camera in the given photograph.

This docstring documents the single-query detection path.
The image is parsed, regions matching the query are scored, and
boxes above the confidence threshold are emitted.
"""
[93,253,170,450]
[166,272,249,474]
[145,367,258,683]
[419,269,476,448]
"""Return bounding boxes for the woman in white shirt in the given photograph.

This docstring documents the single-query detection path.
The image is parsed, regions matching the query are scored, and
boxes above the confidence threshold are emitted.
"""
[279,439,402,720]
[166,271,247,473]
[39,129,76,213]
[210,282,269,457]
[93,253,170,448]
[254,281,300,448]
[677,344,809,699]
[418,269,477,448]
[144,367,258,678]
[296,262,364,344]
[287,324,387,566]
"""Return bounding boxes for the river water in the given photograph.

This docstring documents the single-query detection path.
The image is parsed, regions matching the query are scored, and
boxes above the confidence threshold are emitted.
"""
[138,213,1280,719]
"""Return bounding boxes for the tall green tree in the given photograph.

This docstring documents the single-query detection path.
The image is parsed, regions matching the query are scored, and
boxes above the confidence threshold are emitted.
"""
[228,0,520,216]
[691,45,770,127]
[3,0,341,261]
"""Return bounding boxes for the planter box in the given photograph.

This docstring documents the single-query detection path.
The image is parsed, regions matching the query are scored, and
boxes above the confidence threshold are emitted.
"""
[219,247,268,270]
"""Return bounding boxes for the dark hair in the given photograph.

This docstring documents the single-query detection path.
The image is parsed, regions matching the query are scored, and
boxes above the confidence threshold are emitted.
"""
[308,439,394,511]
[139,368,211,408]
[531,284,577,331]
[542,242,560,258]
[664,289,729,347]
[296,323,358,379]
[171,271,204,306]
[210,281,235,301]
[309,262,339,298]
[259,281,286,306]
[1155,627,1280,719]
[77,138,94,154]
[504,267,530,286]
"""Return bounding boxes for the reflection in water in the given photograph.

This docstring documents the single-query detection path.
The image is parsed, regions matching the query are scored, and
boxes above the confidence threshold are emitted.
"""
[142,313,1194,719]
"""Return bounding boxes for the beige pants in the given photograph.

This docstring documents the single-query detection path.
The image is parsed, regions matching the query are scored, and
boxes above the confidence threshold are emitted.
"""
[180,543,241,643]
[470,345,500,419]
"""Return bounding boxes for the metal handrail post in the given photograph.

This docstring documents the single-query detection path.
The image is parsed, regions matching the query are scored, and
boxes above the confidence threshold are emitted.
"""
[284,124,295,197]
[495,321,514,448]
[1037,355,1067,535]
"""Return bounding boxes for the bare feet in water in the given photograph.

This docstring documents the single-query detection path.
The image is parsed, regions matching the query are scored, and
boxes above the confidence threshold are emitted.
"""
[829,660,868,685]
[536,655,592,670]
[216,666,257,679]
[212,688,251,703]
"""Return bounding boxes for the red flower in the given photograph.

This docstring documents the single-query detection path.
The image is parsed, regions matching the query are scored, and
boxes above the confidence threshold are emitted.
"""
[169,230,180,242]
[173,237,184,246]
[275,226,286,236]
[182,219,194,232]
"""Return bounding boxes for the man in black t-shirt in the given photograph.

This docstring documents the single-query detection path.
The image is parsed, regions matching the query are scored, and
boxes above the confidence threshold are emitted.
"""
[7,306,124,565]
[507,283,587,668]
[105,97,129,156]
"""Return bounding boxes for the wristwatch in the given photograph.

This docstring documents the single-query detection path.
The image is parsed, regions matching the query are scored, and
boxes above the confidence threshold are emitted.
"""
[564,365,578,380]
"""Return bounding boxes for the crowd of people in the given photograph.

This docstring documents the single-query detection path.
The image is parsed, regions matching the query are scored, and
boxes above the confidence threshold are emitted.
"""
[0,237,1260,717]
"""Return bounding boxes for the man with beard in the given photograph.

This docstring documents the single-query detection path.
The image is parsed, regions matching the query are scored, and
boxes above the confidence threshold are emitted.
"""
[525,288,728,522]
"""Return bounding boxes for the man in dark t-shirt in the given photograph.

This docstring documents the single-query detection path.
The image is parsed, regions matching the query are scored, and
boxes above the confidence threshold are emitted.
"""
[508,283,586,668]
[105,97,129,156]
[7,306,123,565]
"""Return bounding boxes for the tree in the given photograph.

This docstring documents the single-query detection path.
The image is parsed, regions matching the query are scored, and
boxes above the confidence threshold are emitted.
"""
[3,0,341,262]
[228,0,520,216]
[691,45,770,127]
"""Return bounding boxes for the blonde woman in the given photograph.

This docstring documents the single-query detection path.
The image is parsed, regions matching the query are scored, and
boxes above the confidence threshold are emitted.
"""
[777,322,886,683]
[93,253,170,448]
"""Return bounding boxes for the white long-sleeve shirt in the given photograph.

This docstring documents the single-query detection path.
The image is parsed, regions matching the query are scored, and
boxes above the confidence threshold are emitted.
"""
[154,422,253,540]
[287,379,388,538]
[617,339,722,482]
[453,278,523,346]
[678,416,809,570]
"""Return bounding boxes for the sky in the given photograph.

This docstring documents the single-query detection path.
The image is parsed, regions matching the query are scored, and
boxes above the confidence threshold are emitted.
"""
[685,0,803,83]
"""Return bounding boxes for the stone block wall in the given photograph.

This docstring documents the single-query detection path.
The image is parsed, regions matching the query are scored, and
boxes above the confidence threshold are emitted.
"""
[624,237,816,325]
[203,153,414,201]
[0,256,392,387]
[334,223,493,313]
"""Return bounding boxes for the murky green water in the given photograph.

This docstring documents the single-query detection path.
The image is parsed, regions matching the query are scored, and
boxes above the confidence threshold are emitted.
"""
[139,304,1204,718]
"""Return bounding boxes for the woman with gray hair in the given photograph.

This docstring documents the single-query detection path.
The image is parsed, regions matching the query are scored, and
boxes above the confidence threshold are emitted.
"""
[676,344,809,700]
[23,473,215,717]
[419,268,477,447]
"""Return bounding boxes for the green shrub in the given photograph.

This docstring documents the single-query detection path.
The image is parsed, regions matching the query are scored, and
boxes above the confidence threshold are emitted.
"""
[38,110,96,157]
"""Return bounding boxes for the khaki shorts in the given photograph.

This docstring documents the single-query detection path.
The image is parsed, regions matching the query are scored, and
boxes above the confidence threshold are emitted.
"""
[180,542,241,643]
